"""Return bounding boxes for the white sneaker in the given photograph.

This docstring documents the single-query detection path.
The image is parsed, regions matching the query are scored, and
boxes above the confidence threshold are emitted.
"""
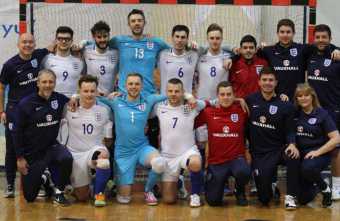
[332,187,340,200]
[285,195,297,210]
[190,194,201,207]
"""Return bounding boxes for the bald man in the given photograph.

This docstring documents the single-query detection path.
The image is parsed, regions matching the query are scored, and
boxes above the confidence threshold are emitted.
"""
[0,33,53,197]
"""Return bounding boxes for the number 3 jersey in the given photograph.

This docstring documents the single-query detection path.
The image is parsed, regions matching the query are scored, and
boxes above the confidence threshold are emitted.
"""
[83,44,118,95]
[60,104,113,153]
[42,53,84,97]
[153,100,205,157]
[158,49,199,95]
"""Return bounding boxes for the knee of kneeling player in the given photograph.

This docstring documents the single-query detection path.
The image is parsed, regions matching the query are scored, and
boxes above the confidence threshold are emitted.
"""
[151,156,167,173]
[188,158,202,172]
[96,158,110,169]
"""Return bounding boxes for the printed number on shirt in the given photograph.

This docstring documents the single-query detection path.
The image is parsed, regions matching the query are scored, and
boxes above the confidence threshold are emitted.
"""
[130,111,135,123]
[62,71,68,81]
[100,65,106,75]
[82,123,94,135]
[210,66,217,77]
[172,117,178,128]
[135,48,144,59]
[178,67,184,78]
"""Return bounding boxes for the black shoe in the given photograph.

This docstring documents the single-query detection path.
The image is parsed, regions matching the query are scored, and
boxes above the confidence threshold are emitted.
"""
[272,184,281,204]
[4,184,15,198]
[322,185,332,207]
[235,191,248,206]
[54,193,70,206]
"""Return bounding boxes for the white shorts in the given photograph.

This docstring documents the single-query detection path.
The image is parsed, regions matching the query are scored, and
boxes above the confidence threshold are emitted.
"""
[195,124,208,142]
[70,145,108,188]
[162,146,201,182]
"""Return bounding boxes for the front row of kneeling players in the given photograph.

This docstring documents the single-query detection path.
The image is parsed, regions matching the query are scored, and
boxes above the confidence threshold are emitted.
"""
[14,68,340,209]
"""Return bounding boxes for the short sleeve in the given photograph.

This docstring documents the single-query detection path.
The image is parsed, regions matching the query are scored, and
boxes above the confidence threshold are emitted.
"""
[322,112,338,134]
[0,63,11,85]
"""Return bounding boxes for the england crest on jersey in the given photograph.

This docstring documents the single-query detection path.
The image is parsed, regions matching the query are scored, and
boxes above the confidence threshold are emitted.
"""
[95,112,102,122]
[290,48,298,57]
[31,59,38,68]
[255,65,264,75]
[230,114,239,122]
[269,105,278,115]
[308,117,317,125]
[187,56,193,64]
[110,55,117,64]
[324,59,332,67]
[146,41,154,50]
[138,103,146,111]
[51,100,59,110]
[73,62,79,70]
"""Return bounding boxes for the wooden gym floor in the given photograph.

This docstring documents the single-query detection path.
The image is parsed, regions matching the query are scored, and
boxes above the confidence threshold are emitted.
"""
[0,174,339,221]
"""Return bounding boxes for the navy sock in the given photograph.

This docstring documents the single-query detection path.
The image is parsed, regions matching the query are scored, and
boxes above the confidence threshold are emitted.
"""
[190,171,203,195]
[94,168,111,195]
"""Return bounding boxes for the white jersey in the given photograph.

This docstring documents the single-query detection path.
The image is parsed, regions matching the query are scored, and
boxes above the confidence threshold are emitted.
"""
[196,50,231,100]
[42,53,84,97]
[158,49,198,94]
[62,104,113,153]
[154,100,205,157]
[83,44,118,95]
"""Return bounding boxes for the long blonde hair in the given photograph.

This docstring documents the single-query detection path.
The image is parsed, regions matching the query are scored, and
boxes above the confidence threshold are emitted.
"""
[294,83,321,109]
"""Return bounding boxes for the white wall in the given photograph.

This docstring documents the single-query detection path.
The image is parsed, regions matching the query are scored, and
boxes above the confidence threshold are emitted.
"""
[317,0,340,46]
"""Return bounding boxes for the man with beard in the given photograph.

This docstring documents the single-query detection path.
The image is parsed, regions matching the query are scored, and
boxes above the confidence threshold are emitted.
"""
[306,24,340,200]
[83,21,118,96]
[43,26,85,97]
[108,9,169,96]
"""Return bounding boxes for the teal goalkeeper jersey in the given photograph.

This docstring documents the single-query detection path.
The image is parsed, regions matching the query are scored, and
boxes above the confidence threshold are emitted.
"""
[98,94,166,158]
[109,35,169,96]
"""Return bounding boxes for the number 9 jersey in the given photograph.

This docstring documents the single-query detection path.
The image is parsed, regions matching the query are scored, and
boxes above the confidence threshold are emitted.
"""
[42,53,84,97]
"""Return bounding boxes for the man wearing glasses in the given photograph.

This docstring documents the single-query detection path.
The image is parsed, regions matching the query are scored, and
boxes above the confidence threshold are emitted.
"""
[43,26,84,97]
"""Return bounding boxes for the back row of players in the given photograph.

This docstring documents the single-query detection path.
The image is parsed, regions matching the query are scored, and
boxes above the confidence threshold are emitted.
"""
[1,9,340,209]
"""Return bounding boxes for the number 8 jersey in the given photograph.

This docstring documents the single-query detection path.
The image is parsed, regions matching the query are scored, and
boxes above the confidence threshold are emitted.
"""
[42,53,84,97]
[196,51,231,100]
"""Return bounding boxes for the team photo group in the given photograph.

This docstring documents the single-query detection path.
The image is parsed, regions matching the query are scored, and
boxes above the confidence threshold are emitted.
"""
[1,8,340,211]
